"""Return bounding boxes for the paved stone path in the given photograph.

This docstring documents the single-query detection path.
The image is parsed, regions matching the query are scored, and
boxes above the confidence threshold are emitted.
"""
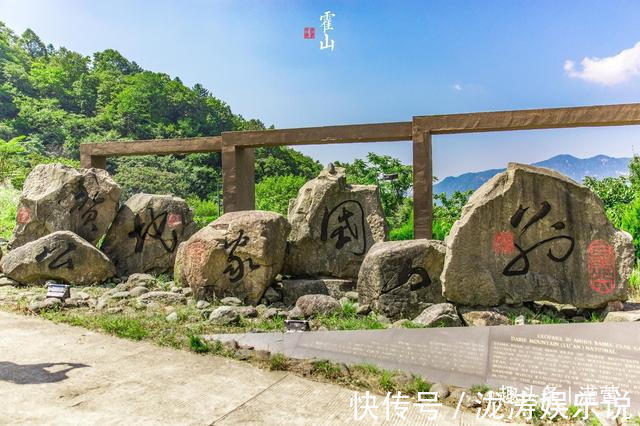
[0,311,504,425]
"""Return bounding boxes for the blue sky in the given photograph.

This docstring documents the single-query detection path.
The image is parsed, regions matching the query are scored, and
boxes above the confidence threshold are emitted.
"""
[2,0,640,178]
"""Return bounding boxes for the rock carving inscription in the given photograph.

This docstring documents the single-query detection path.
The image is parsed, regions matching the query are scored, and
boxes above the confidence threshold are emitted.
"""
[128,207,178,254]
[320,200,367,255]
[502,201,575,276]
[222,229,260,283]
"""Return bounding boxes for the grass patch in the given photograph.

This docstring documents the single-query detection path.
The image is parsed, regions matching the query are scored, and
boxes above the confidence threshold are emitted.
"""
[351,363,381,375]
[402,375,431,396]
[315,304,386,331]
[188,335,210,353]
[269,353,288,371]
[588,311,602,322]
[95,315,149,340]
[379,370,395,392]
[401,321,426,329]
[469,384,491,394]
[42,310,149,340]
[312,360,343,380]
[254,316,285,331]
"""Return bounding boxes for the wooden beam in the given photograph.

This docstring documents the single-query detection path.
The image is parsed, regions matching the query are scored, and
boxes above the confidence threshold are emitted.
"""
[79,136,222,157]
[414,103,640,134]
[222,122,412,147]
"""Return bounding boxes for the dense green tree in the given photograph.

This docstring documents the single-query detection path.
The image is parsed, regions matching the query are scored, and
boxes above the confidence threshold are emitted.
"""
[0,21,322,201]
[336,153,413,228]
[583,175,634,227]
[255,175,307,216]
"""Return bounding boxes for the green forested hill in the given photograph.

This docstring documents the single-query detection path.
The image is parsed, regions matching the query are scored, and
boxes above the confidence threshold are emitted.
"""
[0,22,321,200]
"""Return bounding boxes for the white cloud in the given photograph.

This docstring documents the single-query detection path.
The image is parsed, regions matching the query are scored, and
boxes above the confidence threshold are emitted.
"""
[452,83,462,91]
[564,41,640,85]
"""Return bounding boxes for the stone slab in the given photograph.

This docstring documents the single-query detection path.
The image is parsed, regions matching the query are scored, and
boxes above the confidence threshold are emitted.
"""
[0,311,499,425]
[280,278,355,306]
[209,321,640,410]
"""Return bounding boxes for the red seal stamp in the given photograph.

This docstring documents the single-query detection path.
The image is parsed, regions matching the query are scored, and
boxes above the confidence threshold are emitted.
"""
[16,207,31,224]
[587,239,616,295]
[167,213,182,228]
[493,231,515,255]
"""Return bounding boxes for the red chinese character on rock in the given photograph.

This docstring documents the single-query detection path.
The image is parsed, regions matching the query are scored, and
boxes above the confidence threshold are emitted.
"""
[587,239,616,295]
[304,27,315,39]
[493,231,515,255]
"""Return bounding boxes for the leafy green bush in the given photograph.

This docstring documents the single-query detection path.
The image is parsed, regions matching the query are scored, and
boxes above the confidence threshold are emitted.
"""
[0,186,19,240]
[336,153,413,229]
[188,335,210,353]
[389,213,413,241]
[621,197,640,259]
[255,174,307,216]
[187,197,220,228]
[584,176,635,227]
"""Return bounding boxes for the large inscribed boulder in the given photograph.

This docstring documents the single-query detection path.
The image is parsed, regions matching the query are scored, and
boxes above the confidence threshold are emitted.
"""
[101,194,197,276]
[174,211,290,305]
[1,231,115,285]
[285,164,387,278]
[441,163,634,309]
[358,240,446,319]
[10,163,120,249]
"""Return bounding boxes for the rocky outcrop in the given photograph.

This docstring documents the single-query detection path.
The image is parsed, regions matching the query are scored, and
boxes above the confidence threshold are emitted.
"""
[280,278,355,306]
[101,193,197,276]
[412,303,462,327]
[285,164,387,279]
[441,163,634,309]
[357,240,446,319]
[174,211,290,305]
[10,163,120,249]
[1,231,115,285]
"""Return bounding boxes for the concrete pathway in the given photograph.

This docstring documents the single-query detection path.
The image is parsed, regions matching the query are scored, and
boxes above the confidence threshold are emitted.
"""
[0,311,504,425]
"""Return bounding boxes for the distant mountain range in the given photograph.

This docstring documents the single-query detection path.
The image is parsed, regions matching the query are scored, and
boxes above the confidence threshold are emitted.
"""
[434,154,631,195]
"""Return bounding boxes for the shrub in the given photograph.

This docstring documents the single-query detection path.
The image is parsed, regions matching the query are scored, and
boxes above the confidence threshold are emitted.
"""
[622,197,640,259]
[188,335,210,353]
[269,353,288,371]
[255,174,307,216]
[0,186,19,240]
[187,197,220,228]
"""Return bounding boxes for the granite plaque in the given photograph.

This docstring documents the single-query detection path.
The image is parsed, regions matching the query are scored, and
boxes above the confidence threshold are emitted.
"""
[208,321,640,410]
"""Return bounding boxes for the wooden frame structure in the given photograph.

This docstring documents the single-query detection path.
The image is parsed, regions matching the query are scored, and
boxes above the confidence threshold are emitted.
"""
[80,102,640,239]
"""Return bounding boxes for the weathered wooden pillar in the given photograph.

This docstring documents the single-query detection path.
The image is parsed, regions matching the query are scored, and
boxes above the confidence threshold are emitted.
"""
[412,127,433,239]
[79,151,106,169]
[221,143,255,213]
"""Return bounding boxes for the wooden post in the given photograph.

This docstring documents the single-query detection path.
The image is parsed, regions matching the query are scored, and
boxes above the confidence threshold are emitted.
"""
[412,129,433,239]
[221,143,255,213]
[80,153,106,169]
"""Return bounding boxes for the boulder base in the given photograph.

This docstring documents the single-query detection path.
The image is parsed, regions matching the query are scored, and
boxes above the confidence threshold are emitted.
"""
[358,240,446,320]
[280,278,355,306]
[10,163,120,249]
[101,193,197,276]
[285,165,387,279]
[442,163,634,309]
[174,211,290,305]
[1,231,115,285]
